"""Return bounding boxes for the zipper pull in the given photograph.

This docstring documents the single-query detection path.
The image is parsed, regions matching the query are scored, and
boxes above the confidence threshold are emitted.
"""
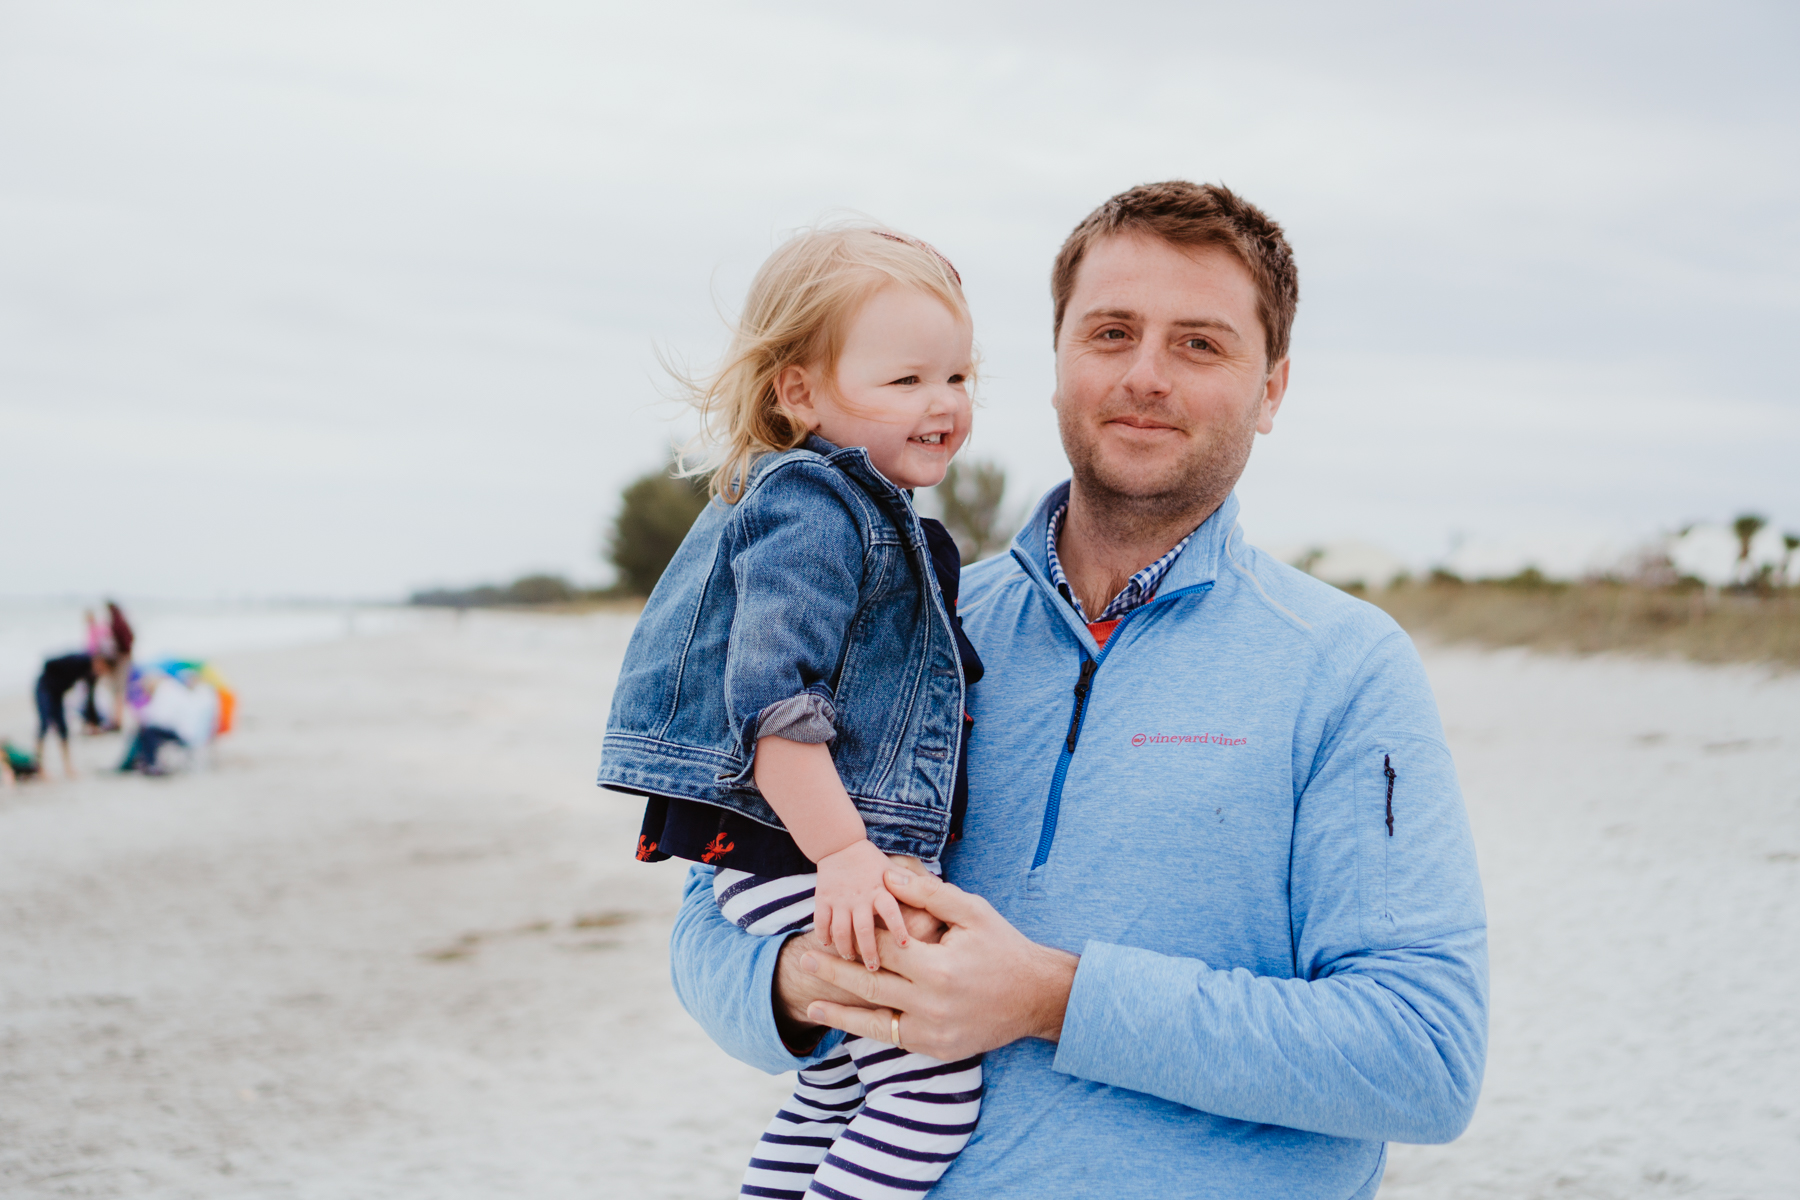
[1384,754,1396,836]
[1065,659,1097,752]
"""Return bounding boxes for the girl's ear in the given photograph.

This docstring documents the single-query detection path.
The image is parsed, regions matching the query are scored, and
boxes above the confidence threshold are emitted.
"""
[774,364,820,431]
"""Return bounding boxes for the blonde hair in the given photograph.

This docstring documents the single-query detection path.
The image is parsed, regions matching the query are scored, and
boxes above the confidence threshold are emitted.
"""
[677,223,970,502]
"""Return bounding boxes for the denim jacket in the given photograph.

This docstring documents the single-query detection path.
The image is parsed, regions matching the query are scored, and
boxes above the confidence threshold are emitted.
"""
[597,435,968,861]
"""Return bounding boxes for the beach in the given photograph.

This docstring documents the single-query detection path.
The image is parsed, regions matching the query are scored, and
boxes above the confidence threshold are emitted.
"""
[2,611,1795,1197]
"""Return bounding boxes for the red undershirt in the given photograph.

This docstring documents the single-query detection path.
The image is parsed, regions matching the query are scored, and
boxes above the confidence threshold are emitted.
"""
[1088,618,1121,648]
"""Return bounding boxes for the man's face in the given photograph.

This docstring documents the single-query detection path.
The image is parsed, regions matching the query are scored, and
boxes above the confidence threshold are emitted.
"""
[1052,234,1288,515]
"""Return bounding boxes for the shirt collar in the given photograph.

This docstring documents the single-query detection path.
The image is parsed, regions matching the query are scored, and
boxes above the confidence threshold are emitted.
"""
[1044,501,1199,623]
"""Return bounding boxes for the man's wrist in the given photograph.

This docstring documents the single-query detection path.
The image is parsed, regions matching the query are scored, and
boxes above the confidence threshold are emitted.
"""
[772,932,830,1055]
[1025,943,1081,1043]
[775,1007,826,1056]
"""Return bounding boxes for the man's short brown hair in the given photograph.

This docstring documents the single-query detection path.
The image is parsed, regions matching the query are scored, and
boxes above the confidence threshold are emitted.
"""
[1051,181,1299,367]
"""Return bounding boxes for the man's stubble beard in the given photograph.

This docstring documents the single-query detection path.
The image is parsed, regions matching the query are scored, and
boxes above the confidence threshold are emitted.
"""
[1058,396,1259,545]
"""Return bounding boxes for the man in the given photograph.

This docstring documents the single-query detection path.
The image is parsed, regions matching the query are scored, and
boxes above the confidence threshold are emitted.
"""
[669,182,1487,1197]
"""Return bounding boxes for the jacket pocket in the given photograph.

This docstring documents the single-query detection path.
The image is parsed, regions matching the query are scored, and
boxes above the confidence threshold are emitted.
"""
[1356,736,1472,950]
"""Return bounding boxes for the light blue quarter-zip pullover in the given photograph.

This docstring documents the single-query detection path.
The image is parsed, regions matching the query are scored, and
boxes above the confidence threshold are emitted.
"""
[668,485,1489,1199]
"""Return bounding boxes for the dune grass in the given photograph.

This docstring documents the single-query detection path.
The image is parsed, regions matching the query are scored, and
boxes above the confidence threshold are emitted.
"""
[1366,581,1800,669]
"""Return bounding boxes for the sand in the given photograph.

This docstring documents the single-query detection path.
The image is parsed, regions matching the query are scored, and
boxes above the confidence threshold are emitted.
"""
[1,612,1795,1197]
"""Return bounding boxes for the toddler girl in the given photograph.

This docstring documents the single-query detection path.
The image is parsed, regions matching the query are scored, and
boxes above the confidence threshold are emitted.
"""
[598,225,985,1200]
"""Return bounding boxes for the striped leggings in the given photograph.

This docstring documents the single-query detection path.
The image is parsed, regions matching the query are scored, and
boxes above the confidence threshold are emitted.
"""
[714,868,983,1200]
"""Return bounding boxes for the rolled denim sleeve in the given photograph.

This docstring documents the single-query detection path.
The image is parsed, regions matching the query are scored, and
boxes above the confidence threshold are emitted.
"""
[669,865,846,1074]
[1051,632,1488,1144]
[755,692,838,744]
[722,462,866,775]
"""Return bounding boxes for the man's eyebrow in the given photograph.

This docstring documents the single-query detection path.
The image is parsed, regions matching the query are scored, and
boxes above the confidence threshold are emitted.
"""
[1170,318,1240,336]
[1079,308,1241,337]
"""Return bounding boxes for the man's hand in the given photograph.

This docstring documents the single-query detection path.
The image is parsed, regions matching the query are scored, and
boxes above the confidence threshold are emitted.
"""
[773,928,875,1053]
[797,868,1079,1062]
[772,883,943,1053]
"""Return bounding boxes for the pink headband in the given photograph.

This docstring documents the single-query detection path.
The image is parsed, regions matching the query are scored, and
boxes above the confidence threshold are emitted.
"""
[872,230,962,287]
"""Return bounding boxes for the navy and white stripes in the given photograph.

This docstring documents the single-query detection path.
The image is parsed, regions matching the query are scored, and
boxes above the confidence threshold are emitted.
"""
[716,869,818,937]
[715,868,982,1200]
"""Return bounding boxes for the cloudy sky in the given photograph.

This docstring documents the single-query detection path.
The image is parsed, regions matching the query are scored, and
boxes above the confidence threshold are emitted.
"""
[4,0,1796,598]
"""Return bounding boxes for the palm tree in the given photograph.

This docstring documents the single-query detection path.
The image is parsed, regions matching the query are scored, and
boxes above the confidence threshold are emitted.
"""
[1732,513,1767,582]
[1783,532,1799,587]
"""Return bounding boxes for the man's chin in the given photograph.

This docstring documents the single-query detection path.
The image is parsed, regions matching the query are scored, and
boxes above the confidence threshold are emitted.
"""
[1079,453,1193,502]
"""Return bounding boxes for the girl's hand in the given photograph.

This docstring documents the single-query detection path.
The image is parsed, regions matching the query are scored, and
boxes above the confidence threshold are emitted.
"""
[814,839,910,971]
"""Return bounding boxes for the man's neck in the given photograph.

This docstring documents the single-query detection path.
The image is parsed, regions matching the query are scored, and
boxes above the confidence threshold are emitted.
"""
[1055,483,1221,619]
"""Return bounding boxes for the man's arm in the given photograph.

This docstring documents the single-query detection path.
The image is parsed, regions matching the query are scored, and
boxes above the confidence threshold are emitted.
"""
[804,633,1488,1145]
[806,877,1483,1146]
[792,875,1077,1058]
[1052,929,1486,1143]
[667,864,945,1071]
[668,865,844,1075]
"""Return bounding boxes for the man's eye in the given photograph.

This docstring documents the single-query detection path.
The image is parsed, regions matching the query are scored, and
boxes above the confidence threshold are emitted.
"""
[1185,337,1213,352]
[1099,329,1128,340]
[890,375,920,386]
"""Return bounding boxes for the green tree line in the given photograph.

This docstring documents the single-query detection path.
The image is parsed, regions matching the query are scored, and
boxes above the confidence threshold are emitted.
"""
[603,456,1014,597]
[411,456,1015,607]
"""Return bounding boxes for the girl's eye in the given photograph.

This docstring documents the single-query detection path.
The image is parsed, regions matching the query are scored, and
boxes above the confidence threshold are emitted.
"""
[947,374,965,385]
[890,375,920,386]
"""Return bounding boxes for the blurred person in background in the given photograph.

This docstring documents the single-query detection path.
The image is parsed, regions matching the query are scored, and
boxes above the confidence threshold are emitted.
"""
[79,609,116,732]
[1,740,40,786]
[33,651,111,780]
[118,668,221,776]
[102,599,135,732]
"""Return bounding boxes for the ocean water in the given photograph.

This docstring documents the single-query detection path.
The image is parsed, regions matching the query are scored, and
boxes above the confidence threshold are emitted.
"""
[0,598,431,696]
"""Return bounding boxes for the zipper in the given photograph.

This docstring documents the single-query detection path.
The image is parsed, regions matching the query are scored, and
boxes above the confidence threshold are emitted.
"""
[1063,659,1096,751]
[1029,582,1213,871]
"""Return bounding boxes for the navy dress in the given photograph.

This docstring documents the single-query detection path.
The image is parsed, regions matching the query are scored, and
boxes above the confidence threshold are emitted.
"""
[635,516,985,873]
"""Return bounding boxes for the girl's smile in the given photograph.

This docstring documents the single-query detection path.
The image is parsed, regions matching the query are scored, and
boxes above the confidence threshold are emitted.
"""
[776,284,974,490]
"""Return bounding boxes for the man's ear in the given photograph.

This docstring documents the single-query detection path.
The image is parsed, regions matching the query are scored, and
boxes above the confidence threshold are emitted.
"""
[774,365,820,431]
[1257,357,1290,435]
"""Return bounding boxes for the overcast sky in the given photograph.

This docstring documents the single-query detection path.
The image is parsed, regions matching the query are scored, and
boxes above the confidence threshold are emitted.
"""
[4,0,1796,599]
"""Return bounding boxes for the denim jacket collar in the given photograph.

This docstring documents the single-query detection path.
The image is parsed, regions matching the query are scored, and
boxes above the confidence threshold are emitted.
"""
[750,433,926,545]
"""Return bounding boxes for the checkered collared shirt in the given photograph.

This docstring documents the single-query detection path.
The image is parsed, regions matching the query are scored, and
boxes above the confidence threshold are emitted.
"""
[1044,501,1197,624]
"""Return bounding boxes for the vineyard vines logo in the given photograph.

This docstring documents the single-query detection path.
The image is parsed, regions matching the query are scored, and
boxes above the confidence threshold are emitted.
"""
[1131,732,1248,748]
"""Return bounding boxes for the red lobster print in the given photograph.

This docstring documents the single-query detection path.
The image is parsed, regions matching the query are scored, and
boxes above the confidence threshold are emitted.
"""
[700,832,736,864]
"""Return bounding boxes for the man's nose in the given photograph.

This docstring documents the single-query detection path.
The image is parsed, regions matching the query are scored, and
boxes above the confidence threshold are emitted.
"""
[1118,343,1172,398]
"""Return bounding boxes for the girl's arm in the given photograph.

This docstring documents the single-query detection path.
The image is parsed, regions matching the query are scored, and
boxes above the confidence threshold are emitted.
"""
[755,735,909,970]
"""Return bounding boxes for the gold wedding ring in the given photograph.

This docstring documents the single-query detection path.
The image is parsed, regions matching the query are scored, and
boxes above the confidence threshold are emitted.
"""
[890,1014,903,1048]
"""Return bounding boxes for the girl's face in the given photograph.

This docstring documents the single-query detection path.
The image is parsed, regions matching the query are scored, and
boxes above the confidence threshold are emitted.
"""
[778,285,974,489]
